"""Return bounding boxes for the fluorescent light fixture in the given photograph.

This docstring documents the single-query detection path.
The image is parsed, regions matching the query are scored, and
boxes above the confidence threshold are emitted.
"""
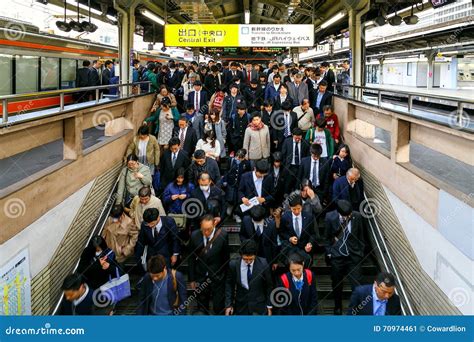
[320,11,346,29]
[244,10,250,24]
[140,9,165,25]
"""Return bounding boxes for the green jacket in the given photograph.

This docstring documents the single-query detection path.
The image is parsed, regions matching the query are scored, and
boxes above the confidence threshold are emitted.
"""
[116,163,152,205]
[144,108,180,135]
[305,127,335,157]
[146,70,159,93]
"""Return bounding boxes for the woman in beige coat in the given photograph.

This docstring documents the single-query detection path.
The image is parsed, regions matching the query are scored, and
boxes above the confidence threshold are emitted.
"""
[243,112,271,165]
[125,125,160,175]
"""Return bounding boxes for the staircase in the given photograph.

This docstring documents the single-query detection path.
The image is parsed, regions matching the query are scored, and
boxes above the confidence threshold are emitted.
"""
[113,217,379,315]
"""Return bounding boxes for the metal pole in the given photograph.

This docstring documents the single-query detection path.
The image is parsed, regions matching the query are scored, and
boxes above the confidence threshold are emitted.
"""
[457,102,464,128]
[95,88,100,104]
[60,93,65,111]
[2,99,7,123]
[377,90,382,107]
[408,95,413,112]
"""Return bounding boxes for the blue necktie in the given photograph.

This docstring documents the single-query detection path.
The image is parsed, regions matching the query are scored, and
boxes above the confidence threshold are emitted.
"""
[294,279,303,291]
[247,264,252,284]
[375,301,386,316]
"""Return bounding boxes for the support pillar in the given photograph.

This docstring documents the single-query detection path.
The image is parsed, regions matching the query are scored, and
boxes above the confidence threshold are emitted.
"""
[391,118,410,163]
[193,48,200,63]
[378,57,384,85]
[63,115,82,160]
[426,51,436,90]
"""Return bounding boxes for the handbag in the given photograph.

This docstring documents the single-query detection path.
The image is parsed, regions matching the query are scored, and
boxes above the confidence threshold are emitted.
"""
[99,268,131,304]
[168,214,187,231]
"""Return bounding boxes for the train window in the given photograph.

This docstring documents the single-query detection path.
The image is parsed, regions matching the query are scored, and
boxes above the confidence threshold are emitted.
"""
[15,56,39,94]
[0,55,12,96]
[41,57,59,91]
[61,59,77,89]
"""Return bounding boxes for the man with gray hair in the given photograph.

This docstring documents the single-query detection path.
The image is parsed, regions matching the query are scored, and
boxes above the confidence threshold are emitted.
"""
[332,167,364,211]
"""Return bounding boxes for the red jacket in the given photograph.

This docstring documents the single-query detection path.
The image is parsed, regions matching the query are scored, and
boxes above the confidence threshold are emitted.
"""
[317,113,340,140]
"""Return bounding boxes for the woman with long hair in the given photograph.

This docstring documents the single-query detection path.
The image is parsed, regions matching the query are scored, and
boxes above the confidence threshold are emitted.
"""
[162,167,195,214]
[208,109,227,158]
[195,129,221,160]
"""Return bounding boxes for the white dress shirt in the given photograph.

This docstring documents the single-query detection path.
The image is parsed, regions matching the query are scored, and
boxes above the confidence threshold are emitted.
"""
[240,259,254,290]
[310,157,320,186]
[292,213,302,237]
[252,171,263,197]
[203,228,216,246]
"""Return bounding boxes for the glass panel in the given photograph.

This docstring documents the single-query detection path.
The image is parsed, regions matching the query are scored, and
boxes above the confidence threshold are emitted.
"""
[41,57,59,91]
[0,54,12,96]
[15,56,39,94]
[61,59,77,89]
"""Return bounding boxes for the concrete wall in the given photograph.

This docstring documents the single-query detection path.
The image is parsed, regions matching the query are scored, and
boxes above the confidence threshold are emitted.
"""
[334,96,474,313]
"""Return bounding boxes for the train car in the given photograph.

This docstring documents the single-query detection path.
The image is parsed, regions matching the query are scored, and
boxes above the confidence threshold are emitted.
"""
[0,26,185,116]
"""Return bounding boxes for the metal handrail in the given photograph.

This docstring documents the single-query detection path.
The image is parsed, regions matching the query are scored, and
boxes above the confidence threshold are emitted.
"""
[363,192,415,316]
[335,83,474,105]
[52,175,120,315]
[1,81,151,124]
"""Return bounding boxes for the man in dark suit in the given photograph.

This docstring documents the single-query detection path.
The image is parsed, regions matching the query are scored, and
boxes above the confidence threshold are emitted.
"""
[189,172,226,228]
[159,137,191,193]
[266,151,287,208]
[244,80,264,113]
[166,62,182,92]
[348,272,402,316]
[276,254,318,315]
[173,116,197,157]
[88,60,102,87]
[188,149,221,186]
[279,195,316,267]
[101,60,113,94]
[332,167,364,211]
[274,101,298,151]
[135,208,180,269]
[312,80,333,115]
[187,81,208,114]
[59,273,95,315]
[239,206,279,270]
[320,62,336,92]
[281,128,310,195]
[137,255,187,315]
[188,214,230,315]
[298,143,331,203]
[75,60,91,103]
[238,159,273,213]
[225,240,273,315]
[243,62,259,85]
[204,65,222,95]
[224,61,244,88]
[325,200,365,314]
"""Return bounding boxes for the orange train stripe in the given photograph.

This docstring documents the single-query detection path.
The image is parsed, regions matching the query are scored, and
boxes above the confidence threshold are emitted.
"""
[0,95,75,115]
[0,39,118,58]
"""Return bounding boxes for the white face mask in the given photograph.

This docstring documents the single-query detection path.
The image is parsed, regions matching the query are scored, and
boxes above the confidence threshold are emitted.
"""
[95,251,102,257]
[200,185,210,191]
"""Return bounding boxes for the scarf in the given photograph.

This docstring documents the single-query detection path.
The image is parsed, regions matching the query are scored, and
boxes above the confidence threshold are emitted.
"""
[248,121,264,131]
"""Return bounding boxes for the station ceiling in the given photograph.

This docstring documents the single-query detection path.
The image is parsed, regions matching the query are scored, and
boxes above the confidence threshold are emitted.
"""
[46,0,433,44]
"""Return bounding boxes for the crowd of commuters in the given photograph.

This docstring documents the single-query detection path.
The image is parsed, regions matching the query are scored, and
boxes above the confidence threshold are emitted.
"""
[61,58,401,317]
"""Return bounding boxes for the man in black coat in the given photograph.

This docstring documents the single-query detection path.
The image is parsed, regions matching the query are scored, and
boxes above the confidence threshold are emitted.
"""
[75,60,91,103]
[224,61,244,88]
[266,151,287,207]
[279,195,316,267]
[325,200,365,315]
[204,65,222,95]
[273,100,298,151]
[238,159,273,213]
[159,138,191,193]
[225,240,273,315]
[88,60,102,87]
[298,143,331,203]
[228,103,250,153]
[189,172,226,228]
[239,206,279,270]
[59,273,95,315]
[173,116,197,157]
[188,215,230,315]
[101,60,113,94]
[281,128,310,195]
[137,255,187,315]
[348,272,402,316]
[135,208,180,269]
[244,80,264,113]
[320,61,336,92]
[187,149,221,186]
[311,80,333,116]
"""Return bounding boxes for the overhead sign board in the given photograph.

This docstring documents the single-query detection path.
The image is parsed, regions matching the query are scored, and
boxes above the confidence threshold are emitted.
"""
[165,24,314,47]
